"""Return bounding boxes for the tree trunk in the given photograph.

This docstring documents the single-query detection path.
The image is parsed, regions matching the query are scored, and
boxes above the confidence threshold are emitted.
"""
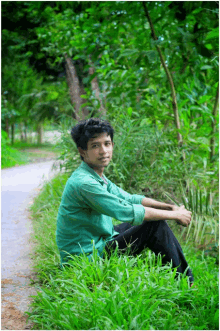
[89,63,106,116]
[37,122,43,145]
[11,123,15,145]
[5,118,9,136]
[19,123,24,141]
[80,86,89,117]
[24,121,27,142]
[210,83,219,162]
[64,54,88,120]
[143,2,183,147]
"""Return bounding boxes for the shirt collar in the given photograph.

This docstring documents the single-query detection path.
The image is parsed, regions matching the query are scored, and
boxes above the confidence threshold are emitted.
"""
[80,161,108,185]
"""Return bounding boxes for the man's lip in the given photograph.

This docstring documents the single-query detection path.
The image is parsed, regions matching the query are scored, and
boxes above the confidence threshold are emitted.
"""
[99,157,109,160]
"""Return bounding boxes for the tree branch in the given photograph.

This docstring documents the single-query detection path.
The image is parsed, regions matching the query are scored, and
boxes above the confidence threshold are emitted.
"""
[142,2,183,146]
[210,82,219,162]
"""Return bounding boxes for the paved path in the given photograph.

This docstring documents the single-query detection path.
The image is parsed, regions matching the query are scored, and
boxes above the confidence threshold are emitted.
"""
[1,160,60,330]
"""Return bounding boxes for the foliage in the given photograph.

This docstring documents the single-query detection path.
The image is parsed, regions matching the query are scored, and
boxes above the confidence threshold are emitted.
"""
[28,172,219,330]
[1,57,71,143]
[1,130,28,168]
[30,1,219,161]
[2,2,218,159]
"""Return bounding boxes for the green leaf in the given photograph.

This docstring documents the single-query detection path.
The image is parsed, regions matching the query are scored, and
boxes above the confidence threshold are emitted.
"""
[127,107,133,116]
[118,49,139,59]
[198,95,212,104]
[192,8,203,15]
[48,91,59,100]
[201,65,213,70]
[205,28,219,40]
[140,118,151,127]
[205,44,213,50]
[73,55,80,60]
[146,50,157,62]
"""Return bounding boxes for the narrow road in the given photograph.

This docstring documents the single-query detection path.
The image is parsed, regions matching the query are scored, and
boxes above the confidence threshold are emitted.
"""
[1,160,60,330]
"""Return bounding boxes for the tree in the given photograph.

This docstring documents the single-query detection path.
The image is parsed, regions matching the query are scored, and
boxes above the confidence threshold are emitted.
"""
[2,1,218,164]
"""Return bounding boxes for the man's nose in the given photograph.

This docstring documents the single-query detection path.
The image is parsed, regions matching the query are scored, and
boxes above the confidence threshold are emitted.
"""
[100,144,107,154]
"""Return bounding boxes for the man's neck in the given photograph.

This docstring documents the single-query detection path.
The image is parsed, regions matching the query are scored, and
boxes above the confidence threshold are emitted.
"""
[86,163,104,177]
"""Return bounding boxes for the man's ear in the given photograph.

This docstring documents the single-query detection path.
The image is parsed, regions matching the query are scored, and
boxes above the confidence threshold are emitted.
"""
[78,147,86,158]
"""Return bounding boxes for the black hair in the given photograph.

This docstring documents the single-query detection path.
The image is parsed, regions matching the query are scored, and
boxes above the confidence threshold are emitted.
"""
[71,118,114,160]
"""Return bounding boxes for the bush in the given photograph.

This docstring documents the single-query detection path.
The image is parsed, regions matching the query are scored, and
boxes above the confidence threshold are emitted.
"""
[1,130,28,168]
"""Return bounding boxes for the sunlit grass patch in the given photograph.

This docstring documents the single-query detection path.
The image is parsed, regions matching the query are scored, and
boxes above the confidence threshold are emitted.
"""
[1,144,29,168]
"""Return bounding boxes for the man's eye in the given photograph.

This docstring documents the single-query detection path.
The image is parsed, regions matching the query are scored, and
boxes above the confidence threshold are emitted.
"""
[92,145,97,148]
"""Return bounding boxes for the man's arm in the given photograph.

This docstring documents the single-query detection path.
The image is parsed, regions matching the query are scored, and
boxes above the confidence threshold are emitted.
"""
[79,180,145,225]
[143,205,192,227]
[141,197,181,211]
[107,179,144,205]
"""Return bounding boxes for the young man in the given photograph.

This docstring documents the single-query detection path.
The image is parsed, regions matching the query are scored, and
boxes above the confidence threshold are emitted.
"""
[56,118,194,284]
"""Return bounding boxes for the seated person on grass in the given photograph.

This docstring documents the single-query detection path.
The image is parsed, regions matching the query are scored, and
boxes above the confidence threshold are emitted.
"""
[56,118,194,285]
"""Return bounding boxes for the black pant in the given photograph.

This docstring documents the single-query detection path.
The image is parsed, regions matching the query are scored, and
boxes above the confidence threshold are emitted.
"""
[105,220,194,284]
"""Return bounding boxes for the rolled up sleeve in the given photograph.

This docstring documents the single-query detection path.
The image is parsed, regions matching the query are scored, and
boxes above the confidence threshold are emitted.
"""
[79,180,145,225]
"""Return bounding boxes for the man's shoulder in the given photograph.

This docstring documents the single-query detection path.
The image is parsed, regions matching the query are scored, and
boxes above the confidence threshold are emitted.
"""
[62,171,94,201]
[68,165,100,188]
[69,168,94,185]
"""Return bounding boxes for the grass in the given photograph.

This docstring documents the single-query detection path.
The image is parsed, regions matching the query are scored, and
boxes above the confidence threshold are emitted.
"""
[1,144,30,168]
[1,140,61,169]
[27,172,219,330]
[28,249,218,330]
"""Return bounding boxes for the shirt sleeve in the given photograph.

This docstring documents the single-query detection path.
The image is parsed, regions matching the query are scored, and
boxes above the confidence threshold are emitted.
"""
[79,179,145,226]
[107,179,145,205]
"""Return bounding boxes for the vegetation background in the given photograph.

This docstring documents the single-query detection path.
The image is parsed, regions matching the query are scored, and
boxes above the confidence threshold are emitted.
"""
[1,1,219,330]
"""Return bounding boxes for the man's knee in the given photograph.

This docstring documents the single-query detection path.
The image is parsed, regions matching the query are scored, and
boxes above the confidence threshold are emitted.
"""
[143,220,169,232]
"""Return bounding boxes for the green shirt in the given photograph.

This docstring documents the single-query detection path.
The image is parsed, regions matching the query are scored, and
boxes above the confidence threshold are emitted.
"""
[56,161,145,263]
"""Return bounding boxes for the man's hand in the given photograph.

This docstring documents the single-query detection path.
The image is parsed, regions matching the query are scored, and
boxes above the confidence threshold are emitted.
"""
[174,205,192,227]
[171,204,186,211]
[143,205,192,225]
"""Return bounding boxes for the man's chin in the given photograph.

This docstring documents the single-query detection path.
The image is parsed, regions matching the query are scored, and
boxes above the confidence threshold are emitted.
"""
[98,158,111,165]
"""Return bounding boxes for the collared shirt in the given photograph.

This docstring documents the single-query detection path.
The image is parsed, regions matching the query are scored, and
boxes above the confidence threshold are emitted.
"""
[56,161,145,263]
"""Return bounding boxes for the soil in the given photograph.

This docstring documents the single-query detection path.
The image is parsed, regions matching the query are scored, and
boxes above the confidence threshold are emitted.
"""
[1,276,36,330]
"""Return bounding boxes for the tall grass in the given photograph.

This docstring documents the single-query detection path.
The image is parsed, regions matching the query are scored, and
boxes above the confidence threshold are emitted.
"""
[28,171,219,330]
[164,185,219,260]
[28,247,219,330]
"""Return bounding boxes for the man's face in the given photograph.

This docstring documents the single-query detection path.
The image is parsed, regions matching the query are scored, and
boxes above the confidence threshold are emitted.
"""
[79,132,114,172]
